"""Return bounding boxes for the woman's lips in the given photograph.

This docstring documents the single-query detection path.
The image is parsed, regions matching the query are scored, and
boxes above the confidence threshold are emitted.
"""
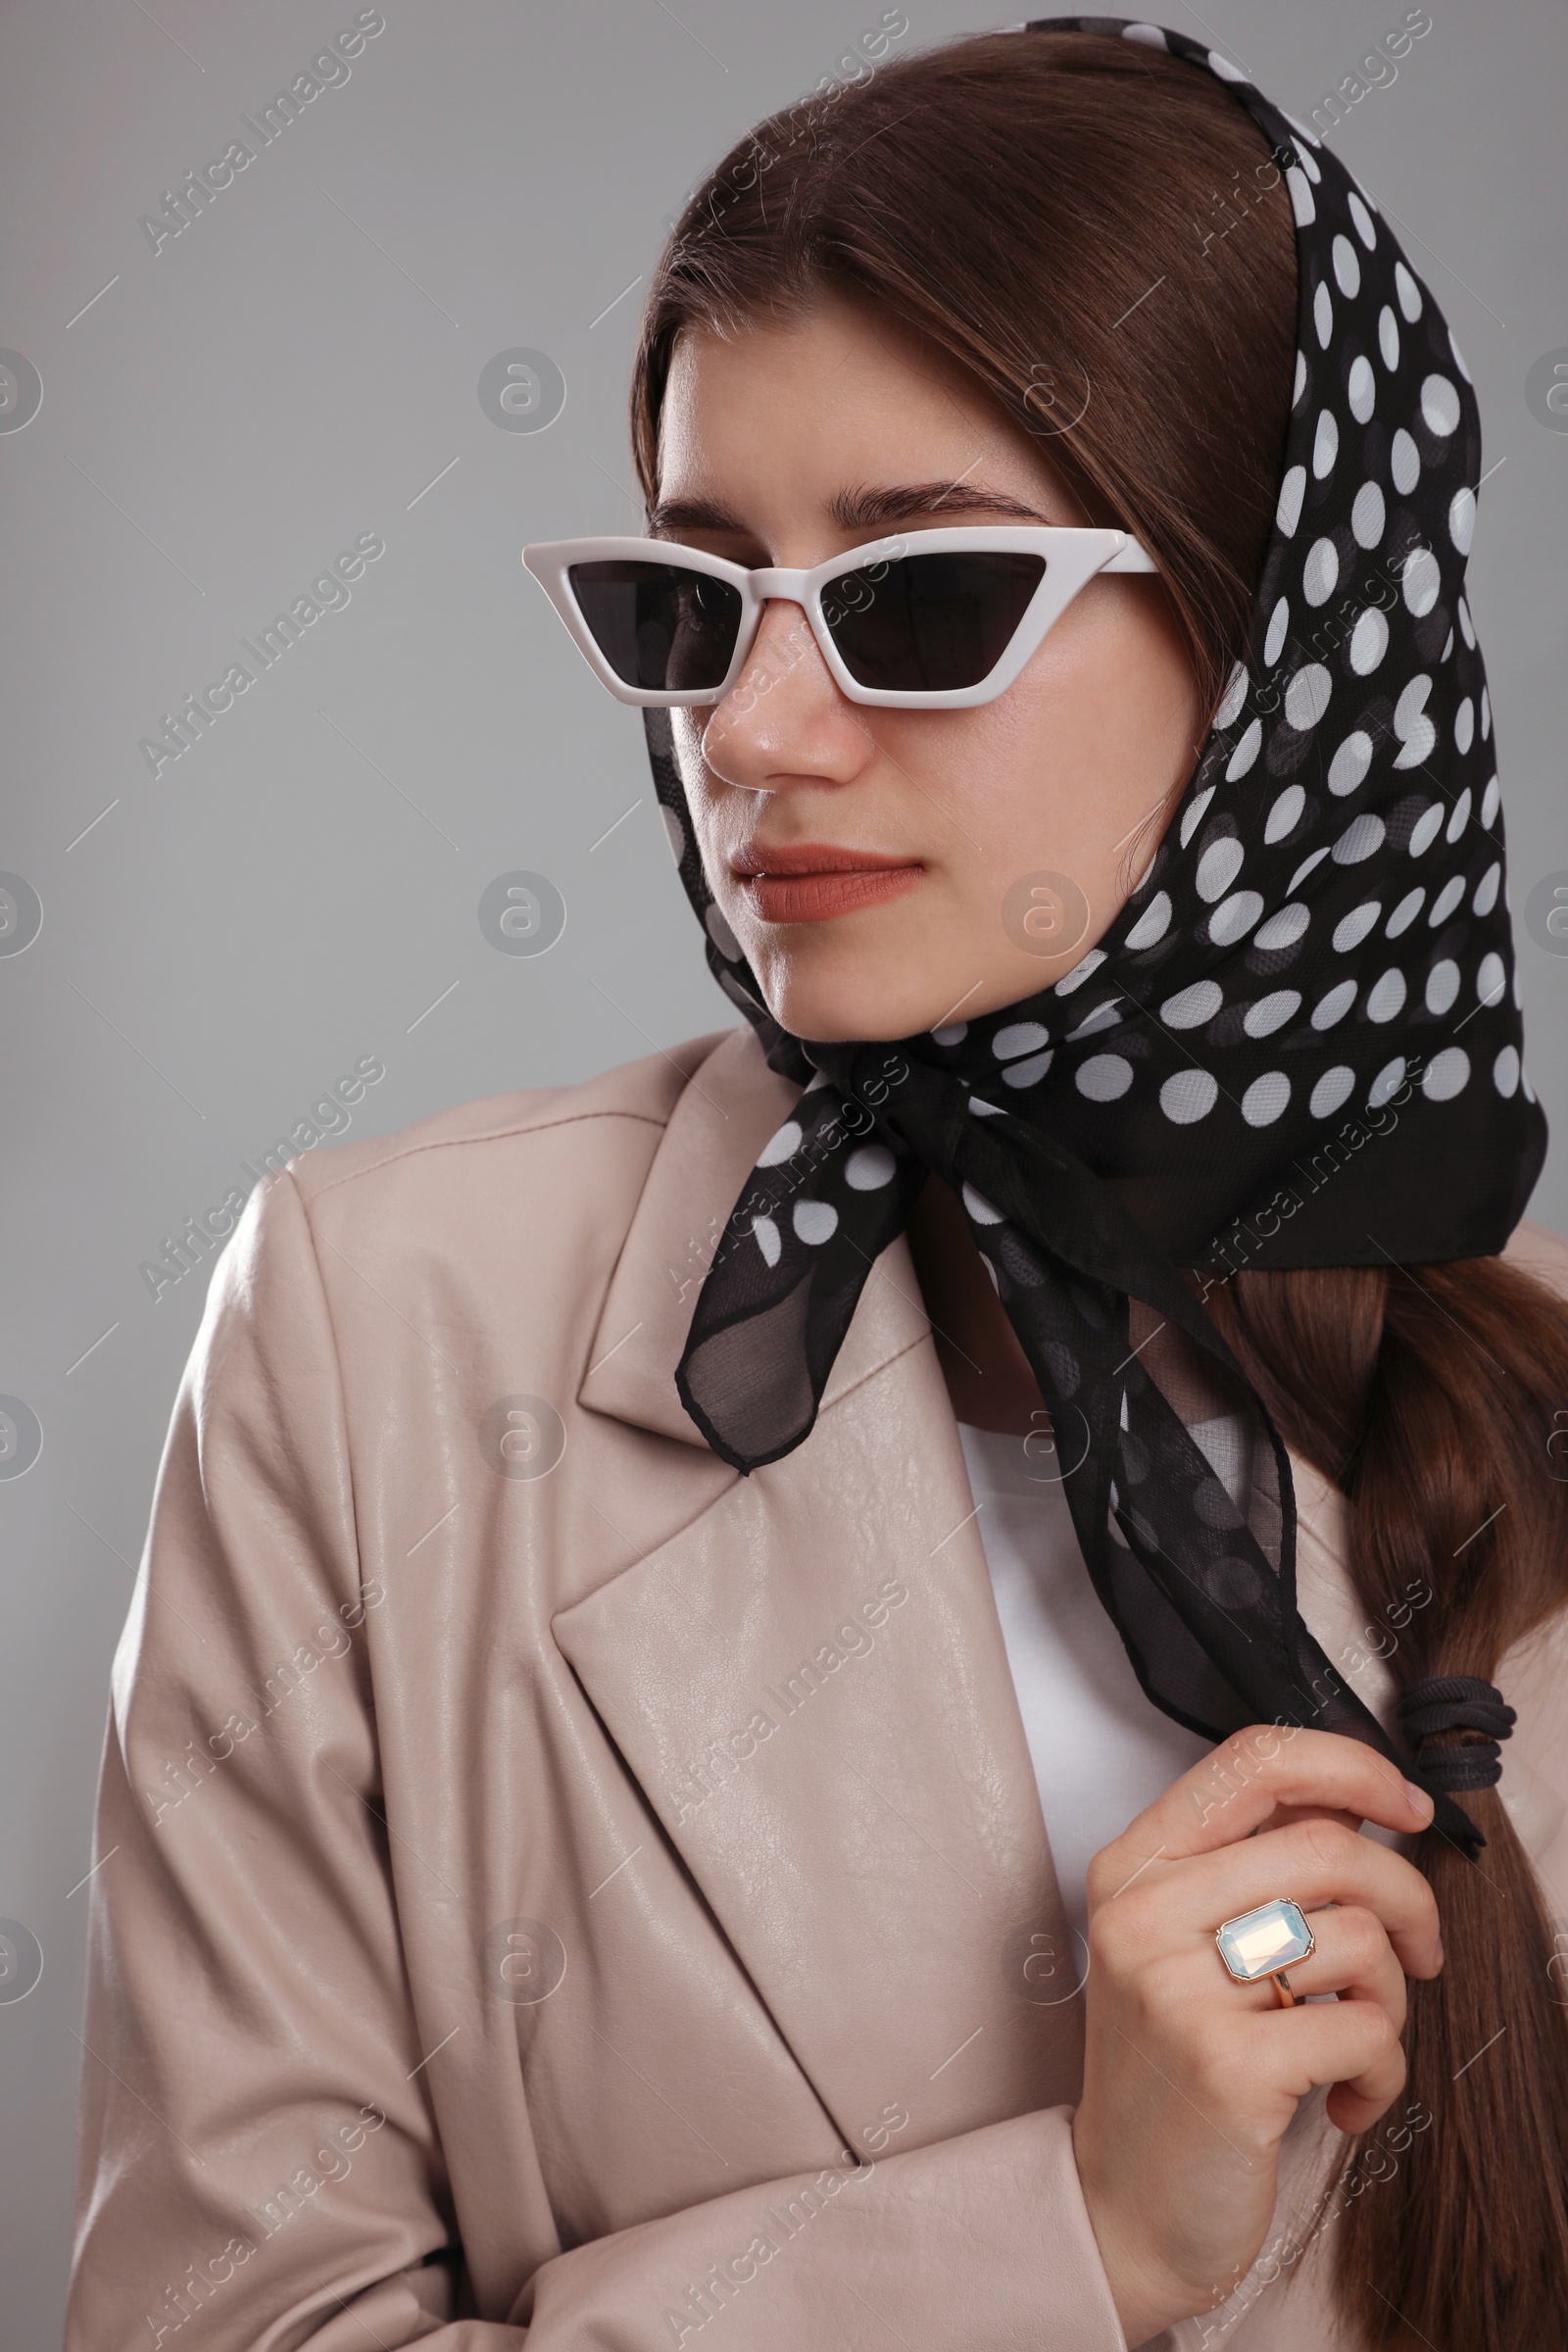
[732,845,924,925]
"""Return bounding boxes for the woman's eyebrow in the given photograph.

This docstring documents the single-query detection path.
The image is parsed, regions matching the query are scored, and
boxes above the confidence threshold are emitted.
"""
[830,481,1053,527]
[648,482,1054,537]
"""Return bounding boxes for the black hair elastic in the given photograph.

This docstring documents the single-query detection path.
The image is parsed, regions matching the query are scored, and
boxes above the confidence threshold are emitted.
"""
[1397,1674,1517,1793]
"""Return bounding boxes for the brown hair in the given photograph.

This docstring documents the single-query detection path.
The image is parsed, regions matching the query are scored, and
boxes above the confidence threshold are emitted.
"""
[626,28,1568,2348]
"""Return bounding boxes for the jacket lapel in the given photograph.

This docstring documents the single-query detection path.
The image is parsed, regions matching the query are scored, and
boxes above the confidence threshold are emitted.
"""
[563,1029,1084,2154]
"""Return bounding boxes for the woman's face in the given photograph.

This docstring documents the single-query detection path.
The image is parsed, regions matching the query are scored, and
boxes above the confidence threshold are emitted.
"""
[658,293,1210,1044]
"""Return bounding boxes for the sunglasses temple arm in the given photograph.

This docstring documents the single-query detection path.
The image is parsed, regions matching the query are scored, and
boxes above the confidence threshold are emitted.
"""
[1101,539,1159,573]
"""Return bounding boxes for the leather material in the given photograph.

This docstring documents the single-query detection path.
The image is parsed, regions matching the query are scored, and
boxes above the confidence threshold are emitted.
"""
[65,1024,1568,2350]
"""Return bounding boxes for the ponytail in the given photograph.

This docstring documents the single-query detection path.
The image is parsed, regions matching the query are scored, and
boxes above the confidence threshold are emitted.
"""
[1203,1256,1568,2349]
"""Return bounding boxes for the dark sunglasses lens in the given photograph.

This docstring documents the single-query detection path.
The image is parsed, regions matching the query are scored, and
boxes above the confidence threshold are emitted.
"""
[822,552,1047,692]
[567,561,742,693]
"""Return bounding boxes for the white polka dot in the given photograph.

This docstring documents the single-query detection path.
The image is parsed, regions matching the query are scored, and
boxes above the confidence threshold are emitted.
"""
[1428,873,1466,925]
[846,1146,897,1190]
[1302,537,1339,606]
[1448,324,1472,384]
[1332,234,1361,298]
[1328,731,1373,796]
[994,1020,1050,1059]
[706,903,743,959]
[1351,480,1385,548]
[962,1182,1004,1225]
[1312,979,1357,1029]
[1208,891,1264,945]
[1286,167,1315,228]
[757,1119,803,1165]
[1121,24,1169,49]
[1290,849,1331,893]
[1054,948,1106,996]
[1264,597,1291,666]
[1425,959,1460,1015]
[1347,354,1376,424]
[1125,891,1171,950]
[661,805,686,864]
[1334,813,1385,865]
[1368,1057,1406,1109]
[1422,1048,1469,1102]
[1472,862,1500,916]
[1348,608,1388,674]
[1395,260,1423,321]
[1480,688,1492,741]
[930,1022,967,1045]
[1197,838,1245,902]
[1401,547,1441,616]
[1408,802,1445,857]
[1387,887,1425,936]
[1242,1072,1291,1127]
[1255,903,1310,950]
[1367,968,1406,1023]
[1310,1066,1356,1119]
[1294,348,1307,406]
[1480,775,1500,828]
[1391,428,1420,495]
[1348,190,1377,249]
[1180,787,1216,849]
[1449,486,1476,556]
[1458,596,1477,650]
[1160,980,1222,1029]
[967,1097,1004,1117]
[1064,1002,1120,1042]
[793,1199,838,1246]
[1226,717,1263,780]
[1421,374,1461,437]
[1160,1068,1218,1124]
[1475,952,1506,1005]
[753,1214,781,1267]
[1393,675,1436,768]
[1265,784,1304,843]
[1494,1045,1520,1098]
[1285,663,1333,730]
[1333,902,1382,953]
[1246,990,1300,1038]
[1314,280,1334,348]
[1206,46,1246,78]
[1077,1054,1134,1102]
[1378,305,1400,371]
[1002,1049,1054,1089]
[1454,698,1474,755]
[1312,410,1339,477]
[1446,786,1472,842]
[1276,466,1306,538]
[1214,662,1250,727]
[1284,113,1322,160]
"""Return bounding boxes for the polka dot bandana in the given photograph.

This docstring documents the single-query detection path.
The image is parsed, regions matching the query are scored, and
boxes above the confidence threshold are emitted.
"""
[642,17,1544,1854]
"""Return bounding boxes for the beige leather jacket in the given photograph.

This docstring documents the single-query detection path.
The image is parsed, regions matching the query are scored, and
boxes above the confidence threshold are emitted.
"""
[66,1024,1568,2352]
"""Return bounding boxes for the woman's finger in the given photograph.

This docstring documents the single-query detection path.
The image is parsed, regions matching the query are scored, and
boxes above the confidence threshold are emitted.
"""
[1092,1815,1443,1982]
[1223,1903,1408,2034]
[1088,1724,1432,1885]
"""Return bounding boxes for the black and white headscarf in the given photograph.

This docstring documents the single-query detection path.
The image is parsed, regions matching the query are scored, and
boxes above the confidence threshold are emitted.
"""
[644,17,1545,1854]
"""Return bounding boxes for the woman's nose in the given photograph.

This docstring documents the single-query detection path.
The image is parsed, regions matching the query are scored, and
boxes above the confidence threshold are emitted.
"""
[701,598,874,792]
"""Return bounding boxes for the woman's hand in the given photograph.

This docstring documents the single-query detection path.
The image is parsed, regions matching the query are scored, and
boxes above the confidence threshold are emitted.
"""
[1068,1726,1442,2345]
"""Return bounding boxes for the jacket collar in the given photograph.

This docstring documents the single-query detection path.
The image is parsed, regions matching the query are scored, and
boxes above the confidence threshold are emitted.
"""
[564,1025,1084,2151]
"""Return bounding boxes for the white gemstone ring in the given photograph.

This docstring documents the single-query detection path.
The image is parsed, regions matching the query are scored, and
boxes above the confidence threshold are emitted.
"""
[1214,1897,1316,2008]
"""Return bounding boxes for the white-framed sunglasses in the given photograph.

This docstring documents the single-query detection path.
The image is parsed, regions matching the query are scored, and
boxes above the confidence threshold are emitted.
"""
[520,525,1158,711]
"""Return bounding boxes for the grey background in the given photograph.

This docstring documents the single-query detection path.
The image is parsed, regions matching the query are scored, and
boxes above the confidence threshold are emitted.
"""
[1,0,1563,2335]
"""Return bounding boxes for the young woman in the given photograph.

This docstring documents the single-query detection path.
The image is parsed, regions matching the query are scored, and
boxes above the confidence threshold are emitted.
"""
[68,23,1568,2352]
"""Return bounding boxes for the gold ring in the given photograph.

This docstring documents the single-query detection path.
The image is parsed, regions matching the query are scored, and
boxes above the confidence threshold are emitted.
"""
[1214,1897,1315,2005]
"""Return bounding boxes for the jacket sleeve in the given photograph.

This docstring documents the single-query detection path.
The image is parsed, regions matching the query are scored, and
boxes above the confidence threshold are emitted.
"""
[65,1169,1127,2352]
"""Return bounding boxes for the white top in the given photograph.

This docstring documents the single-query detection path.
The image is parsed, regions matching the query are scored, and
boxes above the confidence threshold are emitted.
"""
[956,1419,1218,1953]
